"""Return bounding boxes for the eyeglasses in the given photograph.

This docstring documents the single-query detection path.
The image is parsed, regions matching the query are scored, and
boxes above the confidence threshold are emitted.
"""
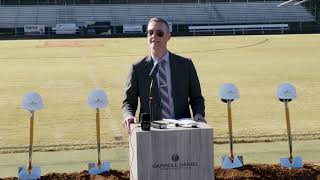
[146,29,165,37]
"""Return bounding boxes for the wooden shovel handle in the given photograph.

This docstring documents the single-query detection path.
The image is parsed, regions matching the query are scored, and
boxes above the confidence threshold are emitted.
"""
[227,101,234,160]
[284,101,293,162]
[28,111,34,173]
[96,108,101,167]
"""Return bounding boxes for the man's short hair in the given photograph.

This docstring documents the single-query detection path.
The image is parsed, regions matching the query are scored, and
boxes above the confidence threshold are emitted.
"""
[148,17,170,32]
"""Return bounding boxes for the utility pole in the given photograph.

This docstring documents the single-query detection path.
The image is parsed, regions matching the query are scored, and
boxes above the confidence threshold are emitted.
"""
[315,2,317,22]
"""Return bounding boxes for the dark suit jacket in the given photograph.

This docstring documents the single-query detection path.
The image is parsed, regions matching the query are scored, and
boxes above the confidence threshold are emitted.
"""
[122,52,205,121]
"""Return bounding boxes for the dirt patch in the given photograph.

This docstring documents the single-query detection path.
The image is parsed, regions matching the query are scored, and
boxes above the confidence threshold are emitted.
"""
[2,170,129,180]
[3,164,320,180]
[215,164,320,180]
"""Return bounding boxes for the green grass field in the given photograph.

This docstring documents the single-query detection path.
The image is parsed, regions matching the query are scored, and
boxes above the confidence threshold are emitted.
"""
[0,34,319,152]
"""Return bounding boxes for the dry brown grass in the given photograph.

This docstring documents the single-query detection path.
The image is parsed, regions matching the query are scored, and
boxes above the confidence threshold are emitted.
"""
[0,34,319,152]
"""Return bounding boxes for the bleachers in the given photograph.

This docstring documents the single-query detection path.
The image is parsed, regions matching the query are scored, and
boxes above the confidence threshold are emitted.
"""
[57,6,76,24]
[209,2,314,24]
[0,2,314,28]
[189,23,289,34]
[16,7,38,26]
[37,6,58,25]
[0,7,18,28]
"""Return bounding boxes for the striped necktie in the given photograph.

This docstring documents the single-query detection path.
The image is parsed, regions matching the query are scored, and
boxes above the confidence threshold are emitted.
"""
[158,60,171,119]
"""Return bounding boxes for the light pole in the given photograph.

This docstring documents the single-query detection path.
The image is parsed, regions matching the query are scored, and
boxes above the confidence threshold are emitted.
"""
[315,2,318,22]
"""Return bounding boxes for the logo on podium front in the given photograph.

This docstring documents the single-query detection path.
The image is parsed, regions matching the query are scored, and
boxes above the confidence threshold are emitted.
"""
[152,153,199,170]
[172,154,179,162]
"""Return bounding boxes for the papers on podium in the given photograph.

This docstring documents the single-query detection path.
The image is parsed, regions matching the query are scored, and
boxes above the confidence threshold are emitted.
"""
[163,118,199,128]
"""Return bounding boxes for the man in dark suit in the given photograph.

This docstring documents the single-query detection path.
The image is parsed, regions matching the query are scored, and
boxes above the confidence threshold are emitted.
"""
[122,17,205,133]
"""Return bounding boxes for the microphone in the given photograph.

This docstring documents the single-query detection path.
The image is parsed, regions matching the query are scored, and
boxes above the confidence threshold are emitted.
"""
[141,113,151,131]
[149,62,158,122]
[149,62,159,79]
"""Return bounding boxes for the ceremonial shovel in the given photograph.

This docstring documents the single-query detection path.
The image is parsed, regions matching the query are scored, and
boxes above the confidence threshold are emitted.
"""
[219,83,243,169]
[277,83,303,168]
[18,92,43,180]
[88,89,110,175]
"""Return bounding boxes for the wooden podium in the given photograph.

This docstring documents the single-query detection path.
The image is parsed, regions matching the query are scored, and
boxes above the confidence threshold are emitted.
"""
[129,122,214,180]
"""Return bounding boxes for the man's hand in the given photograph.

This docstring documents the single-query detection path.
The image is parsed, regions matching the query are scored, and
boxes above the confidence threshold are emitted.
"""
[194,114,207,123]
[122,116,137,134]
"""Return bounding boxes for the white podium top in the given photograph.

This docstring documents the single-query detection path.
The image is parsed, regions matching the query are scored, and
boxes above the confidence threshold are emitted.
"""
[131,122,212,133]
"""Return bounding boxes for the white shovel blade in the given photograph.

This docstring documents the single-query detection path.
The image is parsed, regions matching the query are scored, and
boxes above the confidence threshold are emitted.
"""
[88,161,111,175]
[280,156,303,168]
[18,166,41,180]
[221,155,244,169]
